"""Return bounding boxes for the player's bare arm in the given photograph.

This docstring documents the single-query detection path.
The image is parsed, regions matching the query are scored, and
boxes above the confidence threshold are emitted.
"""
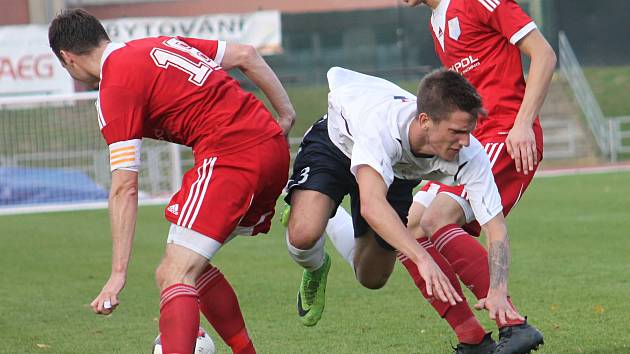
[508,29,557,174]
[90,169,139,315]
[474,213,525,325]
[221,43,296,137]
[354,165,462,305]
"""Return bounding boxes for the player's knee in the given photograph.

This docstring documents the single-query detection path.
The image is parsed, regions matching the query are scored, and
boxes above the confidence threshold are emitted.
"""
[155,263,170,290]
[287,219,325,250]
[355,268,390,290]
[419,212,444,237]
[407,217,426,239]
[154,259,195,290]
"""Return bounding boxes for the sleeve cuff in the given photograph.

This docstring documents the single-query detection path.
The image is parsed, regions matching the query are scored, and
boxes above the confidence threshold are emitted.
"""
[475,204,503,226]
[214,41,226,65]
[350,163,394,188]
[510,21,537,45]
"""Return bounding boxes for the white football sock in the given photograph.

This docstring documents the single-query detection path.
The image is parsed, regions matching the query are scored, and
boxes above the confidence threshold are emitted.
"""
[286,231,326,272]
[326,207,355,270]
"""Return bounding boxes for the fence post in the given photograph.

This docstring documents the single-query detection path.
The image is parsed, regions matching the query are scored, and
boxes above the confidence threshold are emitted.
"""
[609,119,617,163]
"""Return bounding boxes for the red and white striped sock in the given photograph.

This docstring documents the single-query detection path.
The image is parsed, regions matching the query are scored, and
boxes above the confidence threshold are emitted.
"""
[159,283,200,354]
[431,224,490,299]
[431,224,524,327]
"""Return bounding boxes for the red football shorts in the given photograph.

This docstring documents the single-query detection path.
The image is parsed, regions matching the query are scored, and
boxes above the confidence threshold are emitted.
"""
[420,133,543,236]
[165,135,289,243]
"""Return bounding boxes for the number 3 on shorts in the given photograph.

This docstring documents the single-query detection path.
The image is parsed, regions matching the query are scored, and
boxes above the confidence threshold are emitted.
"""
[297,167,310,184]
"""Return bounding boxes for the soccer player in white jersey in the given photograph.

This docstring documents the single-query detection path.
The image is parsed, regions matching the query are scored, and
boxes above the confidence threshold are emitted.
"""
[283,67,526,350]
[326,0,553,353]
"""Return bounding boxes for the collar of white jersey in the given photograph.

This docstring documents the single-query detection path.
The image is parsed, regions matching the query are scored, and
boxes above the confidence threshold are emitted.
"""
[100,42,126,79]
[401,115,414,154]
[433,0,450,18]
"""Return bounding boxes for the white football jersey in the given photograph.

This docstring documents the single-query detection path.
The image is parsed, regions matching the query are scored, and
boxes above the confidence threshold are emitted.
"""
[326,67,502,225]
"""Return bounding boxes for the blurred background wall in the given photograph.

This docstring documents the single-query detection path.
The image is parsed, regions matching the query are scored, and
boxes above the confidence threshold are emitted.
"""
[3,0,629,83]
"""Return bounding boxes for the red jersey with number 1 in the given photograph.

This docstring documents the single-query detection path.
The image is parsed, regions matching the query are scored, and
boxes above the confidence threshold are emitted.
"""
[97,36,282,170]
[429,0,539,138]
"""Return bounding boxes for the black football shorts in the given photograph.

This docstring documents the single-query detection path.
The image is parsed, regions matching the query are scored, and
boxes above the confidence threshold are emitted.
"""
[285,115,418,251]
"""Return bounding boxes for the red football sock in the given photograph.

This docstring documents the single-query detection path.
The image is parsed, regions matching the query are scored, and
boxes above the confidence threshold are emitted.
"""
[399,238,486,344]
[431,224,490,299]
[196,265,255,354]
[159,284,200,354]
[447,306,488,345]
[431,224,525,327]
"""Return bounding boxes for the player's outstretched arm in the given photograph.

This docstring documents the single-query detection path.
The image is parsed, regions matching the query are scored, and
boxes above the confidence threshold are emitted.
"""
[355,165,462,305]
[474,214,525,325]
[508,29,557,174]
[90,169,139,315]
[221,43,296,137]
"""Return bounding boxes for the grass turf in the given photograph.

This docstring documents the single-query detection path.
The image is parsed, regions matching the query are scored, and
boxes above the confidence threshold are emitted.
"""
[1,171,629,353]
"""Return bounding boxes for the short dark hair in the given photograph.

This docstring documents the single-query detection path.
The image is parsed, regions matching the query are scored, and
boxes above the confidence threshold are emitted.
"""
[416,69,484,122]
[49,9,110,63]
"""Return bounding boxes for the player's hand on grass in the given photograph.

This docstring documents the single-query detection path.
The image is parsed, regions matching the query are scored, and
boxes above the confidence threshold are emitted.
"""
[90,272,126,315]
[473,292,524,325]
[416,258,463,305]
[506,123,537,175]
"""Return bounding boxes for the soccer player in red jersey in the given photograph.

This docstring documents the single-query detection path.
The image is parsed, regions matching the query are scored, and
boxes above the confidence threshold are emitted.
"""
[402,0,556,353]
[49,9,295,354]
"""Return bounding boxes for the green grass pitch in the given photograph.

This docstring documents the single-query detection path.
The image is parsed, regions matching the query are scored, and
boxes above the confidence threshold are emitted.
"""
[1,171,629,353]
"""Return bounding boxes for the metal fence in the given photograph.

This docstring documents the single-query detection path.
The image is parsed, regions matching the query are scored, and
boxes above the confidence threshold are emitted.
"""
[540,120,577,159]
[558,31,630,162]
[558,31,610,156]
[608,116,630,162]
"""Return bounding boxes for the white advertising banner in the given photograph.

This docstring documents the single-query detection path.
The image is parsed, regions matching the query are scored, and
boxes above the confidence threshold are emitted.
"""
[0,25,74,96]
[0,11,281,97]
[102,10,282,55]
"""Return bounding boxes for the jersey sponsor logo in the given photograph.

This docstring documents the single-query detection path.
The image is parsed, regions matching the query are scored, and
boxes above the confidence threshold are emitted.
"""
[448,17,461,41]
[167,204,180,216]
[477,0,500,12]
[449,55,481,74]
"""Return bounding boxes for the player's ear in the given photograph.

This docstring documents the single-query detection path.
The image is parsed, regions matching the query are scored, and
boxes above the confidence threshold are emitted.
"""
[59,50,73,66]
[418,112,431,130]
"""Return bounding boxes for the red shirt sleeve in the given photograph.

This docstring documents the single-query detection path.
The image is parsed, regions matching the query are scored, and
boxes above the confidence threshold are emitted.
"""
[98,85,146,145]
[471,0,535,44]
